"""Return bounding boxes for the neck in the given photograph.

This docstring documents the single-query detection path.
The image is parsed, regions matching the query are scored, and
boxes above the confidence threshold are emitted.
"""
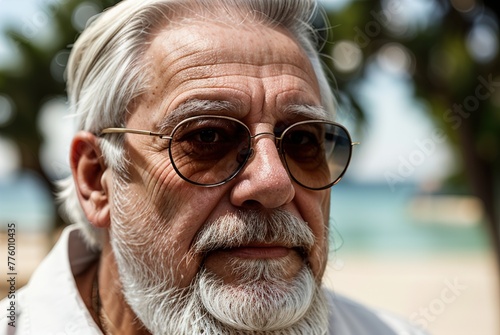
[97,242,151,335]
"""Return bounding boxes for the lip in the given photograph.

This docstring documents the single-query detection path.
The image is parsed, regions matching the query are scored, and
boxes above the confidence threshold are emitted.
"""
[221,244,292,259]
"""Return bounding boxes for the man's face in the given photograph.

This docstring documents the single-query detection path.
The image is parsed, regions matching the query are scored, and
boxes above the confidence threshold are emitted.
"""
[109,21,331,333]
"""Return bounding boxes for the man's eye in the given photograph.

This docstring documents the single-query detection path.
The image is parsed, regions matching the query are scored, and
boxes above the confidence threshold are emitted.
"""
[287,131,318,146]
[176,126,229,144]
[283,130,322,163]
[196,129,222,143]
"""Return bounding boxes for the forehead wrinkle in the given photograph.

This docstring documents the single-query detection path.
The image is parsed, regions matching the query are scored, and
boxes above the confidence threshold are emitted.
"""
[165,62,316,86]
[161,77,316,114]
[161,62,319,102]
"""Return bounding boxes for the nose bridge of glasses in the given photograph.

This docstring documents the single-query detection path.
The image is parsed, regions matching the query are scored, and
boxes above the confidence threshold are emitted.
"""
[245,131,284,168]
[250,132,279,149]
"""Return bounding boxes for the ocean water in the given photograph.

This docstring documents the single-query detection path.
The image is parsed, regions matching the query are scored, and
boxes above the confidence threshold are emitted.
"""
[329,181,491,255]
[0,171,55,233]
[0,172,491,255]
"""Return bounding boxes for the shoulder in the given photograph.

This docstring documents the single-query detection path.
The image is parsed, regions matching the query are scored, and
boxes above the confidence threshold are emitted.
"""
[0,225,101,335]
[325,290,430,335]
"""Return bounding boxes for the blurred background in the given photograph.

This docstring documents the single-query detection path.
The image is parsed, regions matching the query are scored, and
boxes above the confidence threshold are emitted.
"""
[0,0,499,334]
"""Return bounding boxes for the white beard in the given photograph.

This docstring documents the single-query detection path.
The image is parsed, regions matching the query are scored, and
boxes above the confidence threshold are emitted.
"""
[110,180,330,334]
[192,263,330,334]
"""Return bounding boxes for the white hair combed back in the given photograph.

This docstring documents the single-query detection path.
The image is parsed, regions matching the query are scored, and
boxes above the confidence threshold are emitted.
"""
[59,0,336,249]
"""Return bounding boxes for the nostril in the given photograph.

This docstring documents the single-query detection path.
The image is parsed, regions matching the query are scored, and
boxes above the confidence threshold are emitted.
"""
[241,199,263,209]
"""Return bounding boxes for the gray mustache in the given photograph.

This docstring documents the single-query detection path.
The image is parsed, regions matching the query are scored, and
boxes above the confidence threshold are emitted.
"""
[192,209,316,254]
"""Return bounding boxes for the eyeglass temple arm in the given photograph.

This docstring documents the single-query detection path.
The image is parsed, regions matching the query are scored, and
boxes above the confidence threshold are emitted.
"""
[100,128,170,139]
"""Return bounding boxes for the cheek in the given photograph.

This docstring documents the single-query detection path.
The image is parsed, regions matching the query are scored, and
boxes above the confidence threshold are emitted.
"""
[297,191,330,280]
[126,147,188,221]
[158,191,223,283]
[113,168,231,288]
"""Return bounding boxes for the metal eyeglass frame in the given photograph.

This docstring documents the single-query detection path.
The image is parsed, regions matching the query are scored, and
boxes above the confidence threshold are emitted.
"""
[100,115,360,190]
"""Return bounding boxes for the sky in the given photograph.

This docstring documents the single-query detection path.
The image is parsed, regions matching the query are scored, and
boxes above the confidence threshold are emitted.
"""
[0,0,455,188]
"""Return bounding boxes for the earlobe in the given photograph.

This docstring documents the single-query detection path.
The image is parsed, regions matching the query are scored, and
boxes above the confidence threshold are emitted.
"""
[71,131,111,228]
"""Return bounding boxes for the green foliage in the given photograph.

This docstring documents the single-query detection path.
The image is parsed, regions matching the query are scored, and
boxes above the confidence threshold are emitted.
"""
[0,0,121,170]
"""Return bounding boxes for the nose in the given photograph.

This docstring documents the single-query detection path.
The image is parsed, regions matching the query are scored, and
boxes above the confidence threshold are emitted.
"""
[230,135,295,209]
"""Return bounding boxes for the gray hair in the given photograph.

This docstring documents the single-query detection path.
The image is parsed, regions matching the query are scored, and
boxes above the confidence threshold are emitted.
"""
[59,0,336,249]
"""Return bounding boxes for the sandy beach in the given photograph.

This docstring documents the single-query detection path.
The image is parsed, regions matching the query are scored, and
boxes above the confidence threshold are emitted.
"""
[323,250,500,335]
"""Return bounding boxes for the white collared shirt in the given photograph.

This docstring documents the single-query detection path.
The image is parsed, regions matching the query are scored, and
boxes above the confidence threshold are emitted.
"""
[0,225,429,335]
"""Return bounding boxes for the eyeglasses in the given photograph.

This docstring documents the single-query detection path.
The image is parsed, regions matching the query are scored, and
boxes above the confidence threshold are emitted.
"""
[100,115,357,190]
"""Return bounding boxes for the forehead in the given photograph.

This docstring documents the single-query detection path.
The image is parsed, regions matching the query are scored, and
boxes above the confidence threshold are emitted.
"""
[152,22,313,72]
[131,21,323,127]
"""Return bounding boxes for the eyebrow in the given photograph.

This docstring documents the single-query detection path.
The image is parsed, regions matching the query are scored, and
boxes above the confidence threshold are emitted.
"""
[285,104,331,121]
[156,99,241,133]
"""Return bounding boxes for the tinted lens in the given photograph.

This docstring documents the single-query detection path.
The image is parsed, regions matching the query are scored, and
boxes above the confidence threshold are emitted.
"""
[281,121,352,190]
[169,116,251,186]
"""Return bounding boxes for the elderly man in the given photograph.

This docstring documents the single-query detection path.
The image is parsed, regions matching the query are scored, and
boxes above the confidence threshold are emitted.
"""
[1,0,428,334]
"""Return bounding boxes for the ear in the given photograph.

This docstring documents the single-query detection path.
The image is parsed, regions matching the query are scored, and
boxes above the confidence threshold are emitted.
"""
[71,131,112,228]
